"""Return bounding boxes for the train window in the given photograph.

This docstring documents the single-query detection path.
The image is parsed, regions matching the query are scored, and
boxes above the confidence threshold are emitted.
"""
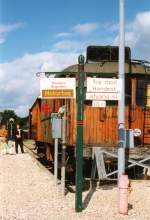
[136,79,145,106]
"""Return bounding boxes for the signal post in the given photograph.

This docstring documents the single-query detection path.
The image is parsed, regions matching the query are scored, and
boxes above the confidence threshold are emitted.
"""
[38,55,85,213]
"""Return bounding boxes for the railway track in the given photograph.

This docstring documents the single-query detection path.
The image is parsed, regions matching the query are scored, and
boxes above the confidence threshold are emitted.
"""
[24,141,54,171]
[23,140,76,192]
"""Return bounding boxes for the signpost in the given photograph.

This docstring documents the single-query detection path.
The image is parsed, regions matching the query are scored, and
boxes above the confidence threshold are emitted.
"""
[38,57,84,212]
[40,75,76,191]
[75,55,84,212]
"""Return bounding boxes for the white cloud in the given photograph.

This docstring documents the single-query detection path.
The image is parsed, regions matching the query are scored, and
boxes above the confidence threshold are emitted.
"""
[53,40,83,52]
[103,22,119,32]
[73,23,98,34]
[0,23,24,34]
[56,32,72,38]
[0,22,24,44]
[0,51,78,116]
[113,11,150,60]
[0,37,5,44]
[56,22,99,38]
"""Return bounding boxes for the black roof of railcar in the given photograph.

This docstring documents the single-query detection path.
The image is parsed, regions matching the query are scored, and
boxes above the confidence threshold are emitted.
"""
[64,61,150,75]
[64,46,150,75]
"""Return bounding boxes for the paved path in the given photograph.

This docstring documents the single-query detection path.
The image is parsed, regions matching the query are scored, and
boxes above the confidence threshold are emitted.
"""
[0,150,150,220]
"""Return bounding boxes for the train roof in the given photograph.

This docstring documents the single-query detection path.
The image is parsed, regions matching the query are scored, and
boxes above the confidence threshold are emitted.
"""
[64,61,150,75]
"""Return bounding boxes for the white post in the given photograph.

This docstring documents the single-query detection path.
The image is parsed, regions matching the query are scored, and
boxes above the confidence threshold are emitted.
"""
[10,123,12,139]
[118,0,125,177]
[54,138,58,185]
[61,112,66,195]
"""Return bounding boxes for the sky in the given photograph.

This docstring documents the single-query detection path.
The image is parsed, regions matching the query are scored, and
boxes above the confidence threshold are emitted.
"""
[0,0,150,116]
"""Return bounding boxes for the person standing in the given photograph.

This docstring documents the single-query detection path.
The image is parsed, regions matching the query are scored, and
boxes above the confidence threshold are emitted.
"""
[0,124,8,142]
[15,123,24,154]
[0,125,8,154]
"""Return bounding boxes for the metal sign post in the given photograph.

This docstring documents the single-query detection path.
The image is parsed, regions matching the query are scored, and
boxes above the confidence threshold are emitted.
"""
[61,106,66,196]
[75,55,85,212]
[37,55,85,212]
[118,0,125,177]
[54,138,58,185]
[51,114,62,186]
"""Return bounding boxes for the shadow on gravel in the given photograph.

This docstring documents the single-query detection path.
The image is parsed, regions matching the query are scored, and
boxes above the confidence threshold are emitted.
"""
[128,203,133,210]
[99,179,117,190]
[83,181,97,210]
[38,157,54,172]
[83,179,117,210]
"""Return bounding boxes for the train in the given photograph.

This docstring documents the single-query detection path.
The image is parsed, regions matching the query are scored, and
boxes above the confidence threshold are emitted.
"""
[29,46,150,169]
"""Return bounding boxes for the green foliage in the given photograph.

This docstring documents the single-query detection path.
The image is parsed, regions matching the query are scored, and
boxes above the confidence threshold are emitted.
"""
[0,110,28,129]
[18,116,29,129]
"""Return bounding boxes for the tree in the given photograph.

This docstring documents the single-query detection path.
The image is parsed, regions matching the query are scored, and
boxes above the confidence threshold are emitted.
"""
[1,110,28,129]
[1,110,18,125]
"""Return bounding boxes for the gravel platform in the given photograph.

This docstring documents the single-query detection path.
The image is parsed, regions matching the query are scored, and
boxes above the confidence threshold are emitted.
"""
[0,150,150,220]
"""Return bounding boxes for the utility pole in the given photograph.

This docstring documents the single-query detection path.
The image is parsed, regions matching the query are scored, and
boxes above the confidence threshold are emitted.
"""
[75,55,85,212]
[118,0,125,177]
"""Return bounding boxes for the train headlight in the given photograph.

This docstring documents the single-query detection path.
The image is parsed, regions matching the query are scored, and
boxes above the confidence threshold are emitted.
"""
[133,128,141,137]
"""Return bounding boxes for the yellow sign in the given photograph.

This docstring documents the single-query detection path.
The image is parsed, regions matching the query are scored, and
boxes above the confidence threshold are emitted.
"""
[40,78,76,99]
[42,89,73,98]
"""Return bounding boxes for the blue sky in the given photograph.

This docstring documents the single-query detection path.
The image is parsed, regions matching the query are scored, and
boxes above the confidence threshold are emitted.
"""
[0,0,150,116]
[1,0,150,62]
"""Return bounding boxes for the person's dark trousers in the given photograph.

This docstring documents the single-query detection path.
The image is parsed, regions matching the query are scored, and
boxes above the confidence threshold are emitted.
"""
[15,140,24,153]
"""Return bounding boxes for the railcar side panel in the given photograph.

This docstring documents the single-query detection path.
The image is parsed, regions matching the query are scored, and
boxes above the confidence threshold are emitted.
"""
[65,104,145,146]
[37,99,146,147]
[30,100,41,141]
